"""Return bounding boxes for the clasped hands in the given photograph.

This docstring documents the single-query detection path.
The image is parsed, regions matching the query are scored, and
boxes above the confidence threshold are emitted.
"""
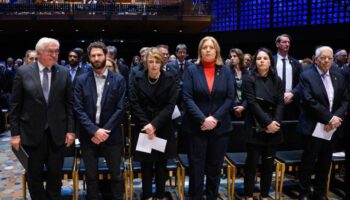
[91,128,110,144]
[201,116,218,131]
[324,116,342,132]
[142,123,156,139]
[265,121,280,134]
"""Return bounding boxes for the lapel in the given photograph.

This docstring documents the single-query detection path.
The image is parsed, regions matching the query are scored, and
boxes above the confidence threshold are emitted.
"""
[87,71,97,108]
[312,65,329,105]
[31,63,46,104]
[211,65,222,97]
[48,65,59,105]
[100,70,112,108]
[330,69,338,103]
[197,64,212,98]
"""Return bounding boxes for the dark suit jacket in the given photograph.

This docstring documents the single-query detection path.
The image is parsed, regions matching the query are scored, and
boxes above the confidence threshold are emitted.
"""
[65,65,89,86]
[10,62,74,146]
[129,70,178,161]
[243,70,285,145]
[182,64,235,134]
[297,64,349,136]
[74,70,126,146]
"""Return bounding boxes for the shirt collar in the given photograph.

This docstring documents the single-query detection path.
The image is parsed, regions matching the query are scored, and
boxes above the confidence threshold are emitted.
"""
[93,68,108,79]
[37,61,51,72]
[316,65,330,77]
[277,53,289,60]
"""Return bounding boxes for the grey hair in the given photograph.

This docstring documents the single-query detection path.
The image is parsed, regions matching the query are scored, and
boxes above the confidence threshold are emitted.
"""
[107,45,118,55]
[176,44,187,52]
[315,46,333,58]
[35,37,60,52]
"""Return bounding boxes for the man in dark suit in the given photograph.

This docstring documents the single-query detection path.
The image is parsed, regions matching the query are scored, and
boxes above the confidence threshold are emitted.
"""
[167,44,192,81]
[10,37,75,200]
[65,49,88,85]
[74,41,126,200]
[273,34,302,120]
[297,46,349,200]
[107,45,129,87]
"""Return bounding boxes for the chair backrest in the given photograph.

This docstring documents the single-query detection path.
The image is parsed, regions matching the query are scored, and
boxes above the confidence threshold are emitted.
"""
[226,121,247,153]
[276,120,302,151]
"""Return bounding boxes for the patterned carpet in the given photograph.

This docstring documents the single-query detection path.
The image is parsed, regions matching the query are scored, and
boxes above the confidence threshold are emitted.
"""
[0,130,346,199]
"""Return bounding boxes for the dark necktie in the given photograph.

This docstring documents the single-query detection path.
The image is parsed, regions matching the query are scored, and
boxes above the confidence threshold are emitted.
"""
[282,58,286,90]
[180,63,184,78]
[43,68,49,103]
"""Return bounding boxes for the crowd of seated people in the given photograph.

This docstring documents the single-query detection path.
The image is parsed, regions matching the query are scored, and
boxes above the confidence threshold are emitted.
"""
[2,34,350,200]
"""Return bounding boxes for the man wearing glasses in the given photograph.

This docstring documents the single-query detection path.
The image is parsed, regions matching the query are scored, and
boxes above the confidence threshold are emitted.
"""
[10,37,75,200]
[297,46,349,200]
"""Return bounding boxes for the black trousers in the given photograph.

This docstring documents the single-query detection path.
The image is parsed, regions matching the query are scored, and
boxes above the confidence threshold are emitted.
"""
[244,143,276,198]
[140,160,167,199]
[24,129,64,200]
[188,131,230,200]
[81,144,123,200]
[299,135,333,197]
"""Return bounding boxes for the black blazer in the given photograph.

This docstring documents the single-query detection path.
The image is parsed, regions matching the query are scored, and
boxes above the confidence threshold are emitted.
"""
[74,70,126,146]
[10,62,74,146]
[297,64,349,136]
[243,70,285,145]
[129,70,178,161]
[182,64,235,134]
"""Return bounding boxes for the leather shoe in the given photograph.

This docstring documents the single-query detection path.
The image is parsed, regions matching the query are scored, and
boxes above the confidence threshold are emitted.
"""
[312,194,328,200]
[299,194,311,200]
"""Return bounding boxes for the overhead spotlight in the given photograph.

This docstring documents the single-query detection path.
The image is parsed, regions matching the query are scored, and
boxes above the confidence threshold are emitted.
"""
[120,40,124,43]
[81,40,85,43]
[25,29,29,32]
[179,29,183,33]
[153,29,157,32]
[50,29,54,32]
[101,29,105,32]
[75,29,79,32]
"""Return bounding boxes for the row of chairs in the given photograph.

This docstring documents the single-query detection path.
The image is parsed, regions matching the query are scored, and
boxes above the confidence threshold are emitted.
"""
[19,118,346,199]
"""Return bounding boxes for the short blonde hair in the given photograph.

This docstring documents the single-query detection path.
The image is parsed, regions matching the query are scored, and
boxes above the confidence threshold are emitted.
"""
[196,36,223,65]
[143,47,165,68]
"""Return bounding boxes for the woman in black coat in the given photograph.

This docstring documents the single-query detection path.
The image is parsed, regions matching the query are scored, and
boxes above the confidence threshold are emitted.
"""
[129,47,178,200]
[242,48,284,200]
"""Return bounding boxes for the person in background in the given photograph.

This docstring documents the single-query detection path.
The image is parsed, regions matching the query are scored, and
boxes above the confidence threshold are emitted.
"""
[243,53,253,69]
[130,47,178,200]
[23,50,37,65]
[106,57,120,73]
[182,36,234,199]
[243,48,284,200]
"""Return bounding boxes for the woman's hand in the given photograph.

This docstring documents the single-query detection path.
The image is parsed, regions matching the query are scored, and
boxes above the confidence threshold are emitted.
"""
[265,121,280,134]
[142,123,156,139]
[201,116,218,131]
[233,106,245,118]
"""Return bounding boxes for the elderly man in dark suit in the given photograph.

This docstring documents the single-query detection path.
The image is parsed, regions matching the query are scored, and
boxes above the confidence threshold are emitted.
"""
[297,46,349,200]
[10,37,75,200]
[74,41,126,200]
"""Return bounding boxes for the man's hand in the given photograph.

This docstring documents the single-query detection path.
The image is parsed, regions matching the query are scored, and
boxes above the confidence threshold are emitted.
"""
[65,132,75,147]
[266,121,280,134]
[329,116,342,129]
[142,123,156,139]
[234,106,245,118]
[284,92,294,104]
[93,128,110,143]
[201,116,218,131]
[11,136,21,151]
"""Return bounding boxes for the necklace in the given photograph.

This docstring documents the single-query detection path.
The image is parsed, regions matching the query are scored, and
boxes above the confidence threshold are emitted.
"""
[148,76,160,85]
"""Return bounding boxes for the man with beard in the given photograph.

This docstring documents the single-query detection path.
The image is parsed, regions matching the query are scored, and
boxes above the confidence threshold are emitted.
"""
[74,41,126,199]
[66,49,88,85]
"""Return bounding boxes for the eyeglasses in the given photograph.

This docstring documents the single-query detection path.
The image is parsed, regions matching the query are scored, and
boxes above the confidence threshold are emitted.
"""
[45,49,60,56]
[318,56,333,61]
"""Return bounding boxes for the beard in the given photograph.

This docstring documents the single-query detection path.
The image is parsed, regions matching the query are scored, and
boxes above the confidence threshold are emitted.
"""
[91,59,106,70]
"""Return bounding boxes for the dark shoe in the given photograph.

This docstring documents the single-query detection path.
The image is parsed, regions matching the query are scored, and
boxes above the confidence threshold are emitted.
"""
[299,194,311,200]
[312,194,328,200]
